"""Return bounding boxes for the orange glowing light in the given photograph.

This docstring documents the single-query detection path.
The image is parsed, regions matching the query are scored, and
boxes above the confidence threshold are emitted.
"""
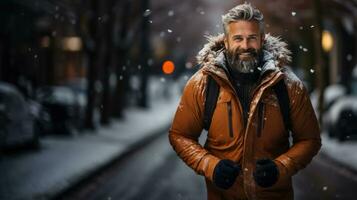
[162,60,175,74]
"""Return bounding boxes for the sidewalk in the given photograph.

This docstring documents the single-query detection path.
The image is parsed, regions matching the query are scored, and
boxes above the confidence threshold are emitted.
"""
[0,78,181,200]
[320,133,357,174]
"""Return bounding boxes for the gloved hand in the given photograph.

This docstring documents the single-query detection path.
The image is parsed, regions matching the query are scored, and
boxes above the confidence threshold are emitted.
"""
[213,159,241,189]
[253,158,279,188]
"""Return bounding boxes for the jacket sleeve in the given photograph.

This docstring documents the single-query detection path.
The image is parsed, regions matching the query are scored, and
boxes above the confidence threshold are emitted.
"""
[168,72,220,182]
[274,79,322,179]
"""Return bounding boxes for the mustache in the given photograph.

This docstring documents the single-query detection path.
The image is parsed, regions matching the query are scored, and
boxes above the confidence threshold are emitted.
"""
[235,48,258,56]
[228,48,259,63]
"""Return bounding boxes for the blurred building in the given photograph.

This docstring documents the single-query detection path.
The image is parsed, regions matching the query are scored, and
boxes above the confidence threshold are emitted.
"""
[0,0,85,90]
[321,0,356,90]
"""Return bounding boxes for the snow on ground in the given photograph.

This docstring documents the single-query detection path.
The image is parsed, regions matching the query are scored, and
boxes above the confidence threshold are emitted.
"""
[321,133,357,172]
[0,76,182,200]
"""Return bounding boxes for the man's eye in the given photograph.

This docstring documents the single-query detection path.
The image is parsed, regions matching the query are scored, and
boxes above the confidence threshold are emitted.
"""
[234,38,242,41]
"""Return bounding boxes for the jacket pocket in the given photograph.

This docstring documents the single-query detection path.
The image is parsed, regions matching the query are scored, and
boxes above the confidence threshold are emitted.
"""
[227,101,234,138]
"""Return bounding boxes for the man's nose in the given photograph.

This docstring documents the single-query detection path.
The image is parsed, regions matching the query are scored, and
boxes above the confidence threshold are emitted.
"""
[241,39,249,50]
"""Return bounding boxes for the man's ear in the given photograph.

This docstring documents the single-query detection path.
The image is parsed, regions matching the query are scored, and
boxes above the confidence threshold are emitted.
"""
[224,36,228,49]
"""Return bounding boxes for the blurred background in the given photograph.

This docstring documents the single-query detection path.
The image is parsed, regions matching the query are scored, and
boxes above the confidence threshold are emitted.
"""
[0,0,357,199]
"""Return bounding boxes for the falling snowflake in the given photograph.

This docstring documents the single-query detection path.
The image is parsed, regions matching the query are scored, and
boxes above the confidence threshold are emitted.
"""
[322,186,328,191]
[168,10,174,17]
[299,26,304,30]
[119,75,123,80]
[346,54,353,61]
[185,62,193,69]
[137,65,141,70]
[149,20,153,24]
[160,32,165,37]
[147,59,153,66]
[160,77,166,82]
[34,54,38,59]
[143,9,151,17]
[303,48,308,52]
[310,25,315,28]
[310,69,315,74]
[200,11,205,15]
[291,12,296,16]
[167,29,173,33]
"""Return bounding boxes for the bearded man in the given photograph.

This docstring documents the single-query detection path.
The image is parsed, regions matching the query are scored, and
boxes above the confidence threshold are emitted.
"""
[169,3,321,200]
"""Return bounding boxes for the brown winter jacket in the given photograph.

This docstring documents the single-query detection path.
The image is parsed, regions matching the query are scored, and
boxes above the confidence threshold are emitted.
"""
[169,34,321,200]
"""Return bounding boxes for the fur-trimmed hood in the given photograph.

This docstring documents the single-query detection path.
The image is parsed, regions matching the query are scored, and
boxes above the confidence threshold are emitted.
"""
[196,33,291,74]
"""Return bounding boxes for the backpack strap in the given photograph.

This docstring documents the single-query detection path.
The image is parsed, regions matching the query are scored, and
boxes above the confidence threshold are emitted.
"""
[203,75,220,130]
[272,78,292,132]
[202,74,291,134]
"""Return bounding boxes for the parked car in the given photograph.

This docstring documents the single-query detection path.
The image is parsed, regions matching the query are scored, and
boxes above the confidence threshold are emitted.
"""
[324,67,357,141]
[0,82,39,149]
[61,78,101,130]
[310,84,346,116]
[325,96,357,141]
[35,86,80,135]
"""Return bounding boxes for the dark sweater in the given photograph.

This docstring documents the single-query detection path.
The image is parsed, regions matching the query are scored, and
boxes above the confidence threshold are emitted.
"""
[227,67,260,127]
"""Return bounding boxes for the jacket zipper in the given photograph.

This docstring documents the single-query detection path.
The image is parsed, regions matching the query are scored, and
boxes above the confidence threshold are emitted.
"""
[227,101,234,138]
[257,102,265,138]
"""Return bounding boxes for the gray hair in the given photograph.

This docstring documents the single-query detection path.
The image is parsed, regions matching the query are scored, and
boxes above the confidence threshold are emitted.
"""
[222,3,264,35]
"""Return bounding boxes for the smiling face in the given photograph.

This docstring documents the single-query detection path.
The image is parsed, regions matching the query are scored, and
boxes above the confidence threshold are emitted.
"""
[224,20,264,73]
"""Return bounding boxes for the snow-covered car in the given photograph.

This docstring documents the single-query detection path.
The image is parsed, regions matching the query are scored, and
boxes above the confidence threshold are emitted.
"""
[36,86,79,135]
[0,82,39,149]
[325,97,357,141]
[324,67,357,141]
[310,84,346,116]
[61,78,101,130]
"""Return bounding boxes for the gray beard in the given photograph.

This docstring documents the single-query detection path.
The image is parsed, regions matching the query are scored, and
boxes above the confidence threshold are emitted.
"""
[228,54,259,73]
[234,59,259,73]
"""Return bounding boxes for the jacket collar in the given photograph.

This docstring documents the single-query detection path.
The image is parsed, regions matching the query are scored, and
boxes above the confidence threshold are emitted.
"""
[197,33,291,86]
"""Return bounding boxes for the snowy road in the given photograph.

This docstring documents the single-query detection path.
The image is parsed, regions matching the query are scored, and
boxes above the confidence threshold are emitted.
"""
[55,130,206,200]
[56,132,357,200]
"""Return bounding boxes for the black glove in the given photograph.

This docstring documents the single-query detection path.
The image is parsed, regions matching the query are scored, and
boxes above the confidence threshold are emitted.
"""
[213,159,241,189]
[253,158,279,188]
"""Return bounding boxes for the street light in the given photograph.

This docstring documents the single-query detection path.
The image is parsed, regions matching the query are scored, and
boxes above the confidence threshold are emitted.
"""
[162,60,175,74]
[62,37,82,52]
[322,30,334,53]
